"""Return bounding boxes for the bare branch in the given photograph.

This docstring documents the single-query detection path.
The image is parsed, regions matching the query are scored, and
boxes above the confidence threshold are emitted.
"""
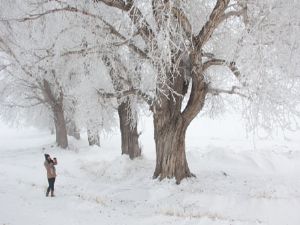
[97,88,135,99]
[181,53,208,123]
[220,9,245,21]
[203,59,242,82]
[201,51,215,58]
[208,86,250,99]
[203,58,226,71]
[24,95,47,104]
[0,100,45,108]
[97,88,153,106]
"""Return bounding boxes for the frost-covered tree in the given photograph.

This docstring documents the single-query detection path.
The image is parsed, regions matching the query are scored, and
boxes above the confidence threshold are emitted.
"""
[0,0,108,148]
[0,0,144,154]
[99,53,143,158]
[90,0,300,183]
[0,33,70,148]
[1,0,299,183]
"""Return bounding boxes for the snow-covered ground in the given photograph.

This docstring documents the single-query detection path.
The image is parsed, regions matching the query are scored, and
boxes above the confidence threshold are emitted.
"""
[1,116,300,225]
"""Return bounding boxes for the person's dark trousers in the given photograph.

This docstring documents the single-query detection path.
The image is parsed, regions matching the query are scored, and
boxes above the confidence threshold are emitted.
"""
[46,178,55,197]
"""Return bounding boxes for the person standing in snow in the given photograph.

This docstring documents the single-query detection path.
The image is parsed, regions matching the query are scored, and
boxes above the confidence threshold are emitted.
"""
[44,154,57,197]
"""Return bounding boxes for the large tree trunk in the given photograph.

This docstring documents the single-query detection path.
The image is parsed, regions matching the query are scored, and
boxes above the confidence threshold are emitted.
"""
[67,120,80,140]
[152,76,193,183]
[87,127,100,147]
[153,113,192,184]
[102,55,142,159]
[152,53,206,184]
[118,99,141,159]
[53,104,68,149]
[42,79,68,149]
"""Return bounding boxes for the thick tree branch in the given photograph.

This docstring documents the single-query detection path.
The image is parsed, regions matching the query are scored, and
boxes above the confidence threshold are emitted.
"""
[195,1,247,50]
[220,9,245,21]
[181,53,208,123]
[203,58,226,71]
[41,79,56,107]
[195,0,230,49]
[203,58,242,81]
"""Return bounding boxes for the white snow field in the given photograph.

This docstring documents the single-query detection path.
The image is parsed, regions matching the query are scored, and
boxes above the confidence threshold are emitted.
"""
[0,116,300,225]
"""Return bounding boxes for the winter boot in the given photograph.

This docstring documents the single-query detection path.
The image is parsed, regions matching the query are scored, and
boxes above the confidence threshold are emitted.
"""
[46,189,50,197]
[50,191,55,197]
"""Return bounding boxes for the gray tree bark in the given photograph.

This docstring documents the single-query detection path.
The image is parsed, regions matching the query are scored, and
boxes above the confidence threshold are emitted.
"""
[153,114,191,184]
[53,103,68,148]
[152,53,207,184]
[118,98,141,159]
[42,79,68,149]
[151,65,191,184]
[102,55,142,159]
